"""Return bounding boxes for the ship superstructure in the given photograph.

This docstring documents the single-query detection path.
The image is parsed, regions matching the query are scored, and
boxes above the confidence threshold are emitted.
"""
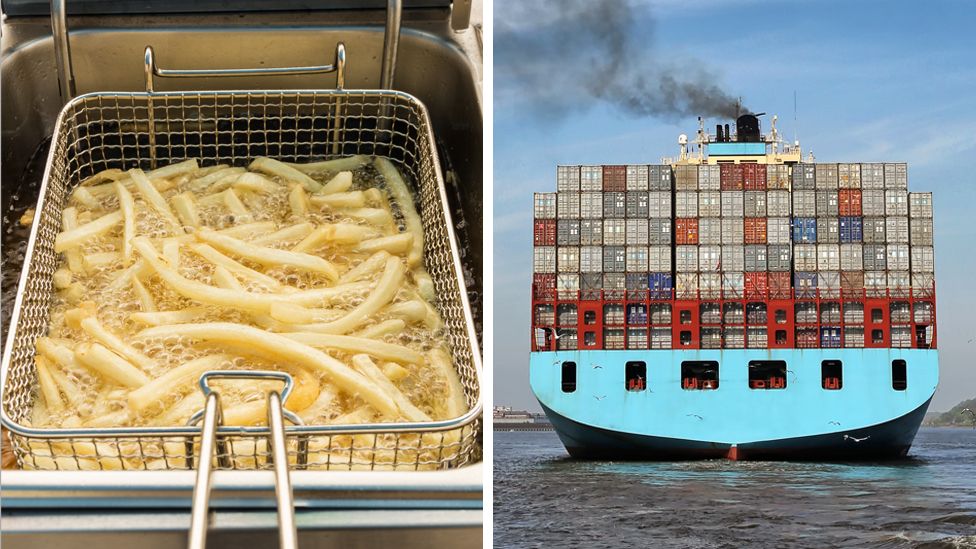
[529,113,937,460]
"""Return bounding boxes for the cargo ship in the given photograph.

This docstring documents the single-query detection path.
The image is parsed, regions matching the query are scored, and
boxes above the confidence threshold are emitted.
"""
[529,114,938,460]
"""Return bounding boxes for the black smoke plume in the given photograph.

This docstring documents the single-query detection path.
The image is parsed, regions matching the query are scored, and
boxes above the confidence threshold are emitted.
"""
[495,0,746,121]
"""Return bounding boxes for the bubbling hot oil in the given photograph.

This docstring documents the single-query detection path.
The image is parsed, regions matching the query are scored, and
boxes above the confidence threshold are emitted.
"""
[35,163,458,430]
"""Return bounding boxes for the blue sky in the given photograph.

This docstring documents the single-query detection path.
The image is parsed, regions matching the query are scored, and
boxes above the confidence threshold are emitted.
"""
[493,0,976,412]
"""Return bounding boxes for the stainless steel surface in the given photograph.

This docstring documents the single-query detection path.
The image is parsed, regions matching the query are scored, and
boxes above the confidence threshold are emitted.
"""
[49,0,76,102]
[189,392,222,549]
[451,0,472,32]
[381,0,402,90]
[267,391,299,549]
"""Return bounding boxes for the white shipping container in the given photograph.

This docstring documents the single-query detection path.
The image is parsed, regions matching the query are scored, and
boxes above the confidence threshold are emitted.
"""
[886,244,910,271]
[557,165,581,192]
[817,217,840,244]
[699,165,721,191]
[767,217,791,245]
[647,191,672,217]
[580,219,602,246]
[889,271,911,291]
[865,271,887,292]
[910,218,933,246]
[648,218,672,245]
[794,244,818,271]
[863,217,886,243]
[816,190,839,217]
[699,191,721,217]
[861,163,885,189]
[626,165,650,191]
[721,191,744,217]
[580,166,603,191]
[625,218,650,245]
[885,217,909,244]
[603,219,626,245]
[884,163,908,189]
[816,163,839,189]
[721,217,744,244]
[721,245,745,272]
[533,246,556,273]
[579,192,602,218]
[817,244,840,271]
[838,163,861,188]
[604,273,626,291]
[912,273,935,294]
[557,192,580,218]
[840,243,864,271]
[626,246,649,272]
[792,190,816,217]
[534,193,557,219]
[676,273,698,298]
[675,191,699,218]
[909,192,933,218]
[699,245,722,272]
[861,190,886,216]
[580,246,603,273]
[557,246,580,272]
[722,272,745,298]
[676,246,699,272]
[818,271,841,290]
[911,246,935,273]
[648,245,672,272]
[767,190,791,217]
[556,273,580,295]
[744,191,767,217]
[699,217,722,245]
[700,273,722,298]
[885,190,909,216]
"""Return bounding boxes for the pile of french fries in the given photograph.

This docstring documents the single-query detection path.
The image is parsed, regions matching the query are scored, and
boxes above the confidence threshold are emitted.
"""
[25,155,470,470]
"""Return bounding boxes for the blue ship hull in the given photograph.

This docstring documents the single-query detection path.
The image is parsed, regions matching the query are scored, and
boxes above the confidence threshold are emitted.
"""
[529,349,938,460]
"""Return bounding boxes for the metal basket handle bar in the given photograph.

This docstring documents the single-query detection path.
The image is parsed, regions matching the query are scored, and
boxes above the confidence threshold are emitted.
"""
[185,371,304,549]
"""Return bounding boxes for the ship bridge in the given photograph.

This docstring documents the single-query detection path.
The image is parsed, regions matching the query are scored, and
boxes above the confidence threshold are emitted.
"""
[668,113,803,166]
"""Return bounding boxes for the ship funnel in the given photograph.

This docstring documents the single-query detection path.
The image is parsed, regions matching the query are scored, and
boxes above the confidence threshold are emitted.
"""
[716,124,724,142]
[736,114,761,142]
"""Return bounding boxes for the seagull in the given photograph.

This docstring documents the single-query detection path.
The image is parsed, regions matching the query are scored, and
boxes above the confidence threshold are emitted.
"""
[968,338,974,344]
[593,395,607,401]
[592,364,603,369]
[844,435,870,443]
[828,421,841,426]
[687,414,703,420]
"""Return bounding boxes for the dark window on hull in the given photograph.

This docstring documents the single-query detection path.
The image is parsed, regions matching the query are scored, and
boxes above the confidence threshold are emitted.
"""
[892,359,907,391]
[822,360,843,390]
[681,361,718,390]
[748,360,787,389]
[625,361,647,391]
[584,310,596,325]
[562,361,577,393]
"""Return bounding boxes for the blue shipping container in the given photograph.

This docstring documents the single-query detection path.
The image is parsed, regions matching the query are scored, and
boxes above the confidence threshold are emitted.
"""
[820,327,841,348]
[839,216,863,243]
[627,303,648,324]
[794,272,818,298]
[792,217,817,243]
[648,272,673,300]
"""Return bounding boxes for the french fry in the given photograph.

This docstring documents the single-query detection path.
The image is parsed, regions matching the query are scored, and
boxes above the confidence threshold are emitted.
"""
[76,313,156,371]
[342,208,394,227]
[195,227,338,280]
[82,251,121,273]
[291,226,329,253]
[249,157,322,192]
[289,184,309,217]
[233,172,279,194]
[352,319,405,340]
[325,223,379,244]
[284,155,370,174]
[71,186,100,209]
[129,168,182,233]
[52,268,73,289]
[268,302,340,324]
[338,251,390,284]
[128,354,231,414]
[115,182,136,259]
[414,270,436,302]
[320,171,353,194]
[74,342,150,388]
[281,332,424,364]
[381,361,410,382]
[250,223,315,247]
[291,256,403,334]
[221,367,319,425]
[356,233,413,255]
[310,191,366,209]
[54,211,123,253]
[386,300,427,323]
[130,307,208,326]
[188,167,245,192]
[374,157,424,267]
[428,347,467,418]
[352,355,429,422]
[218,221,277,239]
[35,356,65,412]
[132,277,157,312]
[162,238,180,268]
[171,192,201,228]
[146,158,199,180]
[189,244,285,291]
[222,189,253,222]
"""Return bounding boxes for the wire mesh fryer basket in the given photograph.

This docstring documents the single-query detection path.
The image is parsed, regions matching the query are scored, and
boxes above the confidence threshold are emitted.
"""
[1,53,482,472]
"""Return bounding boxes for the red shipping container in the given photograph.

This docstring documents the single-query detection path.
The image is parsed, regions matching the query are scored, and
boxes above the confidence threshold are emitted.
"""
[676,218,699,245]
[838,189,862,216]
[602,165,627,192]
[533,219,556,246]
[744,272,768,299]
[743,164,767,190]
[744,217,768,244]
[720,164,744,190]
[768,272,791,299]
[840,271,864,293]
[533,274,556,299]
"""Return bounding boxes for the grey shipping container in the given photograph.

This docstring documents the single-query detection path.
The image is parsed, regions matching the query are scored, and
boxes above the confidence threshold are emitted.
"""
[534,192,557,219]
[865,271,887,292]
[816,190,839,217]
[556,274,579,298]
[838,163,861,188]
[744,191,767,217]
[816,163,839,189]
[863,217,886,243]
[699,273,722,298]
[579,192,602,218]
[721,217,745,244]
[648,245,671,271]
[557,165,581,192]
[558,246,580,272]
[674,165,698,190]
[910,217,933,246]
[699,191,722,217]
[768,244,792,272]
[557,219,581,245]
[767,190,791,217]
[603,246,627,273]
[817,217,840,243]
[676,273,698,298]
[840,243,863,271]
[647,191,672,217]
[721,191,744,217]
[723,272,745,297]
[557,191,580,218]
[885,217,909,243]
[911,246,935,273]
[862,190,886,216]
[886,244,910,271]
[884,163,908,189]
[580,246,603,273]
[533,246,556,273]
[793,190,816,217]
[580,219,603,245]
[767,164,790,190]
[794,244,817,271]
[744,245,768,271]
[886,190,909,216]
[699,217,722,245]
[793,164,816,190]
[675,191,698,218]
[889,270,911,291]
[699,165,721,191]
[626,165,650,191]
[861,163,885,189]
[649,165,672,191]
[626,218,650,245]
[580,272,603,291]
[580,166,603,191]
[604,273,626,291]
[699,245,721,272]
[818,271,841,293]
[603,219,626,245]
[767,217,791,245]
[626,191,650,217]
[676,246,699,272]
[721,245,745,272]
[648,218,672,245]
[863,244,887,271]
[817,244,840,271]
[626,246,650,272]
[604,192,627,218]
[912,273,935,294]
[909,192,933,218]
